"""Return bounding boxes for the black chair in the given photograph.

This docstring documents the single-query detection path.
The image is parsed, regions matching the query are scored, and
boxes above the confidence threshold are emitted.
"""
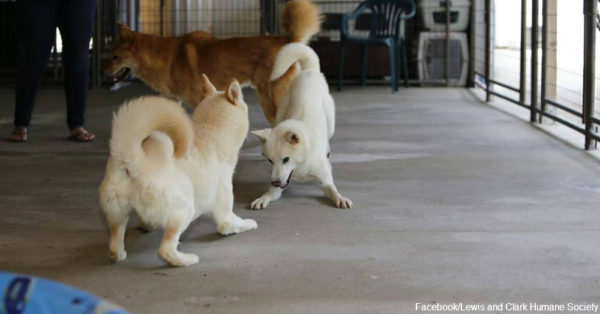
[337,0,416,92]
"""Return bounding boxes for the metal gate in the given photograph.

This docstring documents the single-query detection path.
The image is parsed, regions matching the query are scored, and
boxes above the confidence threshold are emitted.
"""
[472,0,599,150]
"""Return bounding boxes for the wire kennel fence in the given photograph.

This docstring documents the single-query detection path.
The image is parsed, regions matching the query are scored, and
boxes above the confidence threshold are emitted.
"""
[94,0,469,87]
[0,0,468,89]
[91,0,267,87]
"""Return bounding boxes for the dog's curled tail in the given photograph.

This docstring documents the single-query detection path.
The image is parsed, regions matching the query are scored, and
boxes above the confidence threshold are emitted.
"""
[270,43,320,81]
[283,0,322,44]
[110,96,193,173]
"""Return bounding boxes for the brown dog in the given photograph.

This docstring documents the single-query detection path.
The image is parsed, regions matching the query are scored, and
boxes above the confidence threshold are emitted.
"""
[104,0,321,124]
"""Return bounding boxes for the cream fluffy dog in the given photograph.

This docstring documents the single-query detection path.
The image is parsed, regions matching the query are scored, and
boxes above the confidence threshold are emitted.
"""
[250,43,353,209]
[99,75,257,267]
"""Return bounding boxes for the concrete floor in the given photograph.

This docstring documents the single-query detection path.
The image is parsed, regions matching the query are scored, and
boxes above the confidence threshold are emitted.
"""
[1,83,600,313]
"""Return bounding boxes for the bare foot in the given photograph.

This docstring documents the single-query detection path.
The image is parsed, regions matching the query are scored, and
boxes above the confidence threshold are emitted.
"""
[8,127,27,142]
[69,127,95,142]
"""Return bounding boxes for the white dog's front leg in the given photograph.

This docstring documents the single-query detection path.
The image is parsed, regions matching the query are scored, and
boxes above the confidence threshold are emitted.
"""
[321,183,353,209]
[316,160,353,209]
[249,185,282,210]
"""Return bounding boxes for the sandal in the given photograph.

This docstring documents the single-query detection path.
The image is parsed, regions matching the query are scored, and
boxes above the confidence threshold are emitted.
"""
[68,127,95,142]
[8,127,27,142]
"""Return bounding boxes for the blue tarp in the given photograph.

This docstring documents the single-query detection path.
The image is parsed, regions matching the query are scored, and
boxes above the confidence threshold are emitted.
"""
[0,272,128,314]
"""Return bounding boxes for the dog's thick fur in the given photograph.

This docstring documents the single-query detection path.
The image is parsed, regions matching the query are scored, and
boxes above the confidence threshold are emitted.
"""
[250,43,353,210]
[104,0,321,124]
[99,75,256,267]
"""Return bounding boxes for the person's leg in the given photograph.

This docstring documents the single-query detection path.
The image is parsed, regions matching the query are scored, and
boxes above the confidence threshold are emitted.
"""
[58,0,97,140]
[11,0,60,141]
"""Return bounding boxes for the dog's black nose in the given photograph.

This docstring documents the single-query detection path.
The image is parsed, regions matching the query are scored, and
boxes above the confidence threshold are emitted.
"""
[271,180,281,187]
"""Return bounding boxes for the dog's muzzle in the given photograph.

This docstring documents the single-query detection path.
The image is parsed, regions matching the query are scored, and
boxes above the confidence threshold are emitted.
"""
[108,67,131,83]
[272,170,294,189]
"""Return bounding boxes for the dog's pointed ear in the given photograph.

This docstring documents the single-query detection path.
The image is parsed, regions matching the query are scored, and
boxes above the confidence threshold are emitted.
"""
[226,79,243,105]
[117,23,133,40]
[251,129,271,143]
[201,74,217,98]
[284,131,300,145]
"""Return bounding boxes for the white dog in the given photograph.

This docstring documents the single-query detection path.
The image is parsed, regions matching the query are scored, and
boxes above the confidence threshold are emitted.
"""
[249,43,353,210]
[99,75,257,267]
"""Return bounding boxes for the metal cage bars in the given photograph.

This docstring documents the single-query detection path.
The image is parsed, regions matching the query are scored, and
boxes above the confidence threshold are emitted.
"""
[87,0,470,88]
[583,0,598,148]
[473,0,599,150]
[0,1,469,87]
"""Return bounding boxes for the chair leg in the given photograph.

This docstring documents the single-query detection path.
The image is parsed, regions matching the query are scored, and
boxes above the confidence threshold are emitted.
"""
[360,44,368,86]
[337,42,346,91]
[388,44,398,92]
[399,41,409,88]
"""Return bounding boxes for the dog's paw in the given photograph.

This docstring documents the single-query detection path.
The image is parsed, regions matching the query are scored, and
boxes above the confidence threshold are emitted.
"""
[217,218,258,235]
[249,196,271,210]
[240,218,258,232]
[159,250,199,267]
[333,195,353,209]
[108,249,127,263]
[174,252,199,267]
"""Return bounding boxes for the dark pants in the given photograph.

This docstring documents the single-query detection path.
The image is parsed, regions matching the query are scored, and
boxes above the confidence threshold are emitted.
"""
[14,0,97,129]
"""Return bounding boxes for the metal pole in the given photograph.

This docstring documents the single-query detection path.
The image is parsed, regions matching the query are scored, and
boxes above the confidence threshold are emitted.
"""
[445,0,450,86]
[485,0,491,101]
[583,0,597,149]
[127,0,134,27]
[174,0,180,35]
[519,0,527,105]
[468,0,476,87]
[261,0,266,34]
[133,0,140,31]
[539,0,547,123]
[159,0,164,36]
[272,0,276,34]
[530,0,539,123]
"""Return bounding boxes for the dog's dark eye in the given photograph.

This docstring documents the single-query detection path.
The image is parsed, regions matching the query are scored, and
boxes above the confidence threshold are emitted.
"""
[112,55,119,60]
[282,157,289,164]
[267,158,272,164]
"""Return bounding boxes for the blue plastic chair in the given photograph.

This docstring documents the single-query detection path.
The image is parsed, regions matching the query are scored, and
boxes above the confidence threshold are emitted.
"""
[337,0,416,92]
